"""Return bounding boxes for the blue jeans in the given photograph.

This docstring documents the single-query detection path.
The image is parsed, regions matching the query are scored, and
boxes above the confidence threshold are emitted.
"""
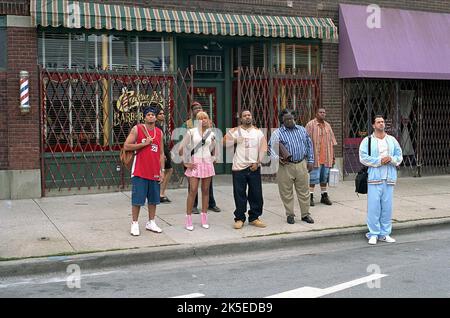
[131,176,160,206]
[232,167,263,223]
[309,165,330,184]
[367,181,394,238]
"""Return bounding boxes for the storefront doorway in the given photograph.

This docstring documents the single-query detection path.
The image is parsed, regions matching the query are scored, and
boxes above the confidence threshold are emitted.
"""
[190,84,226,174]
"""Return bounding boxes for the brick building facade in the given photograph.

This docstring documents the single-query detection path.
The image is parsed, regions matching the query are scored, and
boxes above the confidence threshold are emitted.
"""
[0,0,449,199]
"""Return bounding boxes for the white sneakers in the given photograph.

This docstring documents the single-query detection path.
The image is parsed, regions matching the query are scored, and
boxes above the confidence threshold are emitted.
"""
[368,235,396,245]
[130,221,140,236]
[131,220,162,236]
[368,236,377,245]
[146,220,162,233]
[379,235,396,243]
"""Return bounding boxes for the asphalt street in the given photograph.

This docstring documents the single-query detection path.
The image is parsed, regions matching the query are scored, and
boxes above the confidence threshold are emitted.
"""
[1,225,449,298]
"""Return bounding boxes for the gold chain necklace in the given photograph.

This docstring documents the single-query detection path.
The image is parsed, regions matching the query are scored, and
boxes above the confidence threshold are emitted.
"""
[143,124,157,140]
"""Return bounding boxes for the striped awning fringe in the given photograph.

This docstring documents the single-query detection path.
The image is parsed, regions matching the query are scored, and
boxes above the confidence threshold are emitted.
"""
[30,0,338,40]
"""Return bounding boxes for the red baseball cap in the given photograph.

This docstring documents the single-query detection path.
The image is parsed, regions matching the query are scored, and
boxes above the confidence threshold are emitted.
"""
[191,101,202,109]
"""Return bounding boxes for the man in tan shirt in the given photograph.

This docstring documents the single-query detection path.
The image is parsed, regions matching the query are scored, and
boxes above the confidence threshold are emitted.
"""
[224,110,268,229]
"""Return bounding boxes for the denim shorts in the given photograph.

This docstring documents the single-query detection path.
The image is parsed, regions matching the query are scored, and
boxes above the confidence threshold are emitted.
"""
[309,165,330,184]
[131,176,160,206]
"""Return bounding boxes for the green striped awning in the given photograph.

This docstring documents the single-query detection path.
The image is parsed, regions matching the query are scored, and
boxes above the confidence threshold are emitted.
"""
[30,0,338,40]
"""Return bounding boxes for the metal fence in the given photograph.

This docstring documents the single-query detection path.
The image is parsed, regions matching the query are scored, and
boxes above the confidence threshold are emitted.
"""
[40,67,194,194]
[234,67,321,129]
[343,78,450,177]
[233,67,322,181]
[40,66,323,194]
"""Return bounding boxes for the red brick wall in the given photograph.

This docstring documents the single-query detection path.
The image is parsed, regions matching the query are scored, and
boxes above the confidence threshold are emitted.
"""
[6,27,40,170]
[0,72,7,169]
[0,0,28,15]
[321,42,341,156]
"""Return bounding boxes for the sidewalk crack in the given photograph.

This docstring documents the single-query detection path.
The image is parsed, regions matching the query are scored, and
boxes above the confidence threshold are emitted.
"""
[32,199,76,252]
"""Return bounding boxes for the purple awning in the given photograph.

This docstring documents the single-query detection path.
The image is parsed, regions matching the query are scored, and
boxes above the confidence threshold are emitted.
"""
[339,4,450,79]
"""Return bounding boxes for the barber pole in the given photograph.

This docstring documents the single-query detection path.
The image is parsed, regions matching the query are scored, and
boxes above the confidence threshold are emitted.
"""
[19,71,30,113]
[122,87,129,111]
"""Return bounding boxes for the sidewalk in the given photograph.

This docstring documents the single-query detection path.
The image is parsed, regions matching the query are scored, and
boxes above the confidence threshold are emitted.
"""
[1,175,449,274]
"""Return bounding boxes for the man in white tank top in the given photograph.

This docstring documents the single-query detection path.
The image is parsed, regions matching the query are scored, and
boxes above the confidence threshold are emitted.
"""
[224,110,268,229]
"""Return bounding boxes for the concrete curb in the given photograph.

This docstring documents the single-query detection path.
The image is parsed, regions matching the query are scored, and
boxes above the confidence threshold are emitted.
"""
[1,217,450,278]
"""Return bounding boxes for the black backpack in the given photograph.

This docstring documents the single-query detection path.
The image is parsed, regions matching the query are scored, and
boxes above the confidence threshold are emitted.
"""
[355,137,371,194]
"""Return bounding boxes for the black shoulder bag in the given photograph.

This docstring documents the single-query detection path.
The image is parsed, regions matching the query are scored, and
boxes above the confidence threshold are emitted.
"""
[190,130,212,156]
[355,136,371,194]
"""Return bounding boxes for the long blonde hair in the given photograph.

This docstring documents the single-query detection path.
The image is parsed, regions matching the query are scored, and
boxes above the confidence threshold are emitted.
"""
[196,111,209,120]
[196,111,212,128]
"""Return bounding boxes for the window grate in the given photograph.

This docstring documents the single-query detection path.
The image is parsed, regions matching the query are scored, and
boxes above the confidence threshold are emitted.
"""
[193,55,222,72]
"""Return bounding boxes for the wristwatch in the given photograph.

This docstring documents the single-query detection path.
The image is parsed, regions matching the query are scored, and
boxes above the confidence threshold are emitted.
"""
[161,169,166,172]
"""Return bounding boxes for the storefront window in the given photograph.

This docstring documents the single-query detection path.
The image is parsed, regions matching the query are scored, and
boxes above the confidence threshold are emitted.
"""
[38,30,173,71]
[110,35,133,70]
[233,43,266,70]
[272,43,320,73]
[136,37,171,71]
[86,34,102,69]
[71,33,86,69]
[39,29,174,153]
[38,32,69,69]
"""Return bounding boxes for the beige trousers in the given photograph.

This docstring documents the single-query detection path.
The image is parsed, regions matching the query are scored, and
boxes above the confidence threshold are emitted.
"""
[277,161,310,218]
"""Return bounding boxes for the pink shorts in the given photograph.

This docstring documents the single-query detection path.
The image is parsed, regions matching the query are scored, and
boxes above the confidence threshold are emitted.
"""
[184,157,215,179]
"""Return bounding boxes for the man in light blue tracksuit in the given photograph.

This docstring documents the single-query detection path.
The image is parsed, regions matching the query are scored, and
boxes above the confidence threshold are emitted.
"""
[359,115,403,245]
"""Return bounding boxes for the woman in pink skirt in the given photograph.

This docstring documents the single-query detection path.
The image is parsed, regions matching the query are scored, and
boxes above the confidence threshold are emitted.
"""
[180,111,216,231]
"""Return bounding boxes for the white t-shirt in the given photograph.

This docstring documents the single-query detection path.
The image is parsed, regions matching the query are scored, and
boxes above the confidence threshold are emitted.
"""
[375,135,389,180]
[229,126,265,171]
[377,136,389,158]
[187,128,215,160]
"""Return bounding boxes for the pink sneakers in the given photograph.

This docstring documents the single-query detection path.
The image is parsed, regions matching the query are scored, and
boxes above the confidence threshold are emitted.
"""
[201,212,209,229]
[185,214,193,231]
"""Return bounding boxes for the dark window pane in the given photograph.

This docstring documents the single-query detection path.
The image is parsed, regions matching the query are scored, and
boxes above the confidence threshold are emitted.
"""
[111,35,132,70]
[86,34,102,70]
[138,37,169,71]
[294,45,309,72]
[71,33,86,69]
[0,28,6,68]
[40,32,70,69]
[253,43,265,69]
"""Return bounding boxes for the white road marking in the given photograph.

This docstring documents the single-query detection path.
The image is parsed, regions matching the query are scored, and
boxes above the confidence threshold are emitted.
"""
[0,271,121,288]
[172,293,205,298]
[266,274,387,298]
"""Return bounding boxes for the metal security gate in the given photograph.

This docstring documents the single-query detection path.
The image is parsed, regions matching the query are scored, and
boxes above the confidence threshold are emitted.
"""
[40,67,194,195]
[234,67,321,180]
[343,78,450,177]
[234,67,321,130]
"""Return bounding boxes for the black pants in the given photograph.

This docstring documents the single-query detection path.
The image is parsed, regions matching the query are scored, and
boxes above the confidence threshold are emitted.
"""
[189,178,217,208]
[232,167,263,222]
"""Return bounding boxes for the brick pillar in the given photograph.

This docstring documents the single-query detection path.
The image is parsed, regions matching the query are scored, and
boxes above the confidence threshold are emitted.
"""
[322,42,343,178]
[4,25,41,199]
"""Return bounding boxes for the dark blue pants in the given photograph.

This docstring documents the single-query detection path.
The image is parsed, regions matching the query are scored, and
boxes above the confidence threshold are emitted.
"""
[232,167,263,222]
